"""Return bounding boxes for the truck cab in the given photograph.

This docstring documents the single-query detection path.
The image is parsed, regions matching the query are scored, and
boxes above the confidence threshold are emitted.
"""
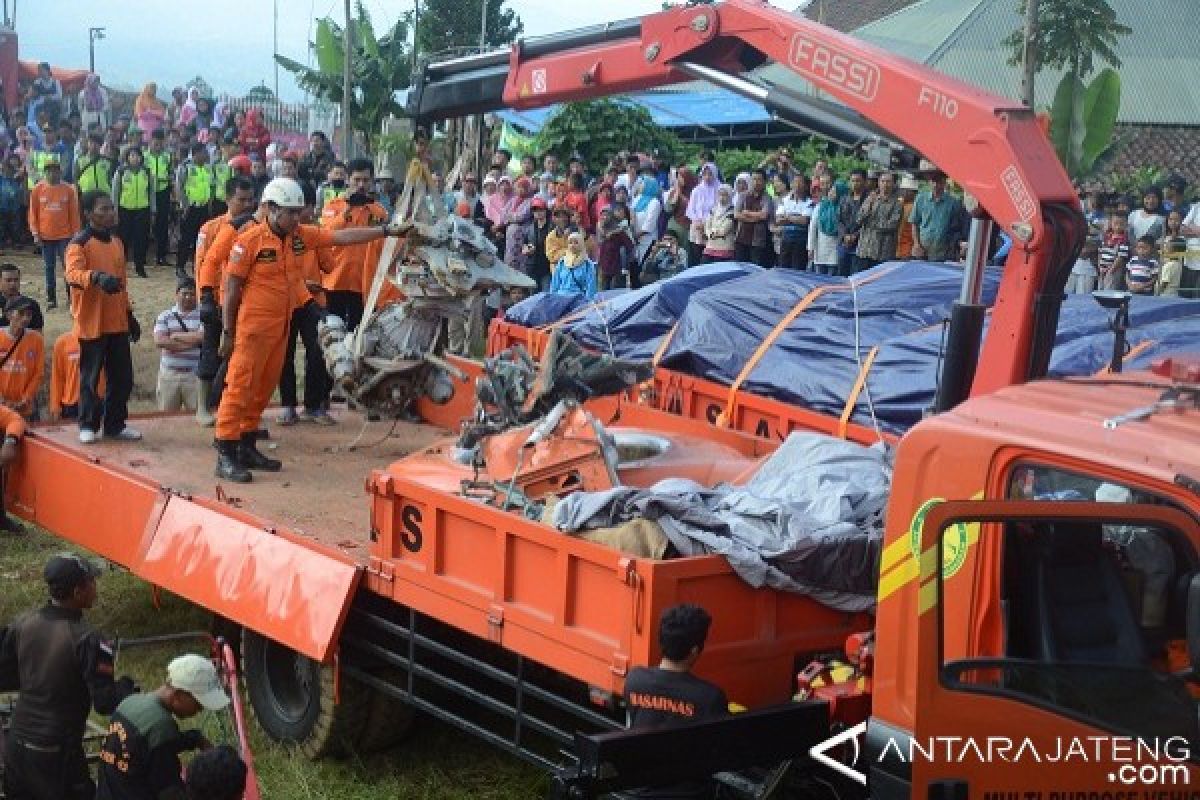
[870,365,1200,795]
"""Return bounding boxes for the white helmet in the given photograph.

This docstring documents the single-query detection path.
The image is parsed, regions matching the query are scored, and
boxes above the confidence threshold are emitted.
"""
[261,178,305,209]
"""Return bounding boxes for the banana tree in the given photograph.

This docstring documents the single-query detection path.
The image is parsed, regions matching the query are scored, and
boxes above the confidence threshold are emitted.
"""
[275,1,412,152]
[1048,67,1121,179]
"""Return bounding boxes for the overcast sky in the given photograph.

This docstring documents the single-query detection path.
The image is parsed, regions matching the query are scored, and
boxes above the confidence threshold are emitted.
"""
[16,0,801,101]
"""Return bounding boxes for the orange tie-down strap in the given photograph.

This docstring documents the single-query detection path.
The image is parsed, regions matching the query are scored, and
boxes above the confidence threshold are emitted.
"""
[836,345,880,439]
[537,296,618,333]
[1094,338,1156,376]
[714,265,900,428]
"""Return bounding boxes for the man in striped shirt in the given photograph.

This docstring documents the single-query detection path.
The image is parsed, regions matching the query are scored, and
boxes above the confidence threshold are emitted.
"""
[153,278,204,412]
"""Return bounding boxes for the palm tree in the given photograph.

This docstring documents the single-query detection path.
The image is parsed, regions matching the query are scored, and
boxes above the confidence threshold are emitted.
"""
[275,1,412,152]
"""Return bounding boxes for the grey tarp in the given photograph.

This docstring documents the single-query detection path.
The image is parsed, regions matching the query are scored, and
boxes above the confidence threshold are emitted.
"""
[550,433,890,612]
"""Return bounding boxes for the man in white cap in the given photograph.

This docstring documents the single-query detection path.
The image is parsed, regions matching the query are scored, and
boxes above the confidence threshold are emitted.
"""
[214,177,408,482]
[95,653,229,800]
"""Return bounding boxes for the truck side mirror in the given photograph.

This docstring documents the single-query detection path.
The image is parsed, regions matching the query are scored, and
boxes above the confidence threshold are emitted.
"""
[1187,573,1200,679]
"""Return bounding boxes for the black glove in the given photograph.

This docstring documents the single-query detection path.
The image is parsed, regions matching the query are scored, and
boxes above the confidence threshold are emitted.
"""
[92,272,121,294]
[303,299,328,324]
[198,288,220,325]
[127,311,141,343]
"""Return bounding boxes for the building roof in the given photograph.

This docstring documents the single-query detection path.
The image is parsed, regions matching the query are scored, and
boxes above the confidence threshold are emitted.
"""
[497,89,771,133]
[851,0,1200,126]
[800,0,921,33]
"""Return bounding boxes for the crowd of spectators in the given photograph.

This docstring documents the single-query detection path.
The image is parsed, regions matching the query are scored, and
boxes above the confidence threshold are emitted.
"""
[457,144,942,307]
[461,142,1198,306]
[1076,180,1199,297]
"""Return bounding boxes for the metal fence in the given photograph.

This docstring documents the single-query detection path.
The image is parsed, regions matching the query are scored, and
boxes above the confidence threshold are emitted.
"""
[215,94,310,136]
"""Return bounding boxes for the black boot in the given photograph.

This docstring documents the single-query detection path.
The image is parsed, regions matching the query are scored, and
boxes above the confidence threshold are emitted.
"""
[135,266,148,278]
[240,434,282,472]
[215,440,251,483]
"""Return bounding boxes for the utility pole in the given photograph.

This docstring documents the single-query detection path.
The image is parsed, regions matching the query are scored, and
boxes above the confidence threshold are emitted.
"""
[475,0,489,175]
[412,0,420,73]
[1019,0,1039,108]
[88,27,106,73]
[273,0,279,98]
[342,0,353,158]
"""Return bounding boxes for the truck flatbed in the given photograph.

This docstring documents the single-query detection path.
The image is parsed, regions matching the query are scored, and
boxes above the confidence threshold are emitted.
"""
[32,413,444,561]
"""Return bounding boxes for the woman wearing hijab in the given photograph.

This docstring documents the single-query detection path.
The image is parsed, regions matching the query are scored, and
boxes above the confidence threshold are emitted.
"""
[78,74,111,132]
[549,231,597,299]
[238,108,272,161]
[685,162,720,265]
[732,172,751,207]
[178,88,200,129]
[632,176,663,263]
[808,174,845,275]
[133,83,166,136]
[503,177,536,268]
[485,175,517,247]
[702,184,736,263]
[663,166,697,251]
[590,183,614,225]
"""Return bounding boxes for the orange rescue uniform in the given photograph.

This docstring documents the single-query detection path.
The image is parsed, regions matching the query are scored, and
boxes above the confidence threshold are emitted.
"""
[195,212,233,285]
[0,403,26,439]
[318,197,388,292]
[197,214,246,302]
[50,330,104,417]
[28,182,81,241]
[216,221,336,440]
[0,327,44,413]
[64,231,132,339]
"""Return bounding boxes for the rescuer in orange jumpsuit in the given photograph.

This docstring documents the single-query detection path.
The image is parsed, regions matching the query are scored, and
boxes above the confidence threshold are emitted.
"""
[214,178,406,482]
[0,401,25,532]
[317,157,389,331]
[194,176,259,426]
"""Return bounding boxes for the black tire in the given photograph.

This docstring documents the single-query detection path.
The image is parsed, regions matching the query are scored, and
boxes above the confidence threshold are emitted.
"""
[354,668,417,753]
[240,629,369,759]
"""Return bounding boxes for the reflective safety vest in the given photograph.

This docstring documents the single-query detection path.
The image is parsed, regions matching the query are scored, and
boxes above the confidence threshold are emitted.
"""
[213,162,232,201]
[319,185,346,209]
[117,168,152,210]
[144,150,172,192]
[77,156,112,194]
[28,150,57,189]
[184,165,215,207]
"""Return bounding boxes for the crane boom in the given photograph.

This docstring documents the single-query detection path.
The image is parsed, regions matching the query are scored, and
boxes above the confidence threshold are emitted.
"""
[407,0,1086,396]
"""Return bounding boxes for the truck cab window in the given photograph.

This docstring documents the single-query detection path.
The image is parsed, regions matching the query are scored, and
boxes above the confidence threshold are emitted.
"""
[941,470,1200,753]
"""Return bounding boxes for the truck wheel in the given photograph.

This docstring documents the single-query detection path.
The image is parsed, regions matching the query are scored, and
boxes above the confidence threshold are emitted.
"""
[354,669,417,753]
[240,629,369,758]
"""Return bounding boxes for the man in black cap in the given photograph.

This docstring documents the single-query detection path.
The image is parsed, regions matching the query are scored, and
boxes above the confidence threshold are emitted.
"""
[0,554,137,800]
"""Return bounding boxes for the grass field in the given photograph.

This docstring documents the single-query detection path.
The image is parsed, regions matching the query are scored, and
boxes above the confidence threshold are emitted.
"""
[0,251,545,799]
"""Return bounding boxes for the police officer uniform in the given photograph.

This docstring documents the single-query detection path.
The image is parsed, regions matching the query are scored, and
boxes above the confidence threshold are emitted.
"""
[0,555,136,800]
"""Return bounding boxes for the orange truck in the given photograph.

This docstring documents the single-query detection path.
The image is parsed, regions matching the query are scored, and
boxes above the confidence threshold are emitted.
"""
[7,2,1200,797]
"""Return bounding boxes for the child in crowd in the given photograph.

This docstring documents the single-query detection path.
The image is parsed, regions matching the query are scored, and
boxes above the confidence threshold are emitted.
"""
[1124,235,1159,295]
[1098,213,1130,290]
[1067,239,1099,294]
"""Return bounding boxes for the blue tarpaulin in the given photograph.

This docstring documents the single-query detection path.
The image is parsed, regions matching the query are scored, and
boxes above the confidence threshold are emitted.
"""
[503,261,1200,435]
[497,89,774,134]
